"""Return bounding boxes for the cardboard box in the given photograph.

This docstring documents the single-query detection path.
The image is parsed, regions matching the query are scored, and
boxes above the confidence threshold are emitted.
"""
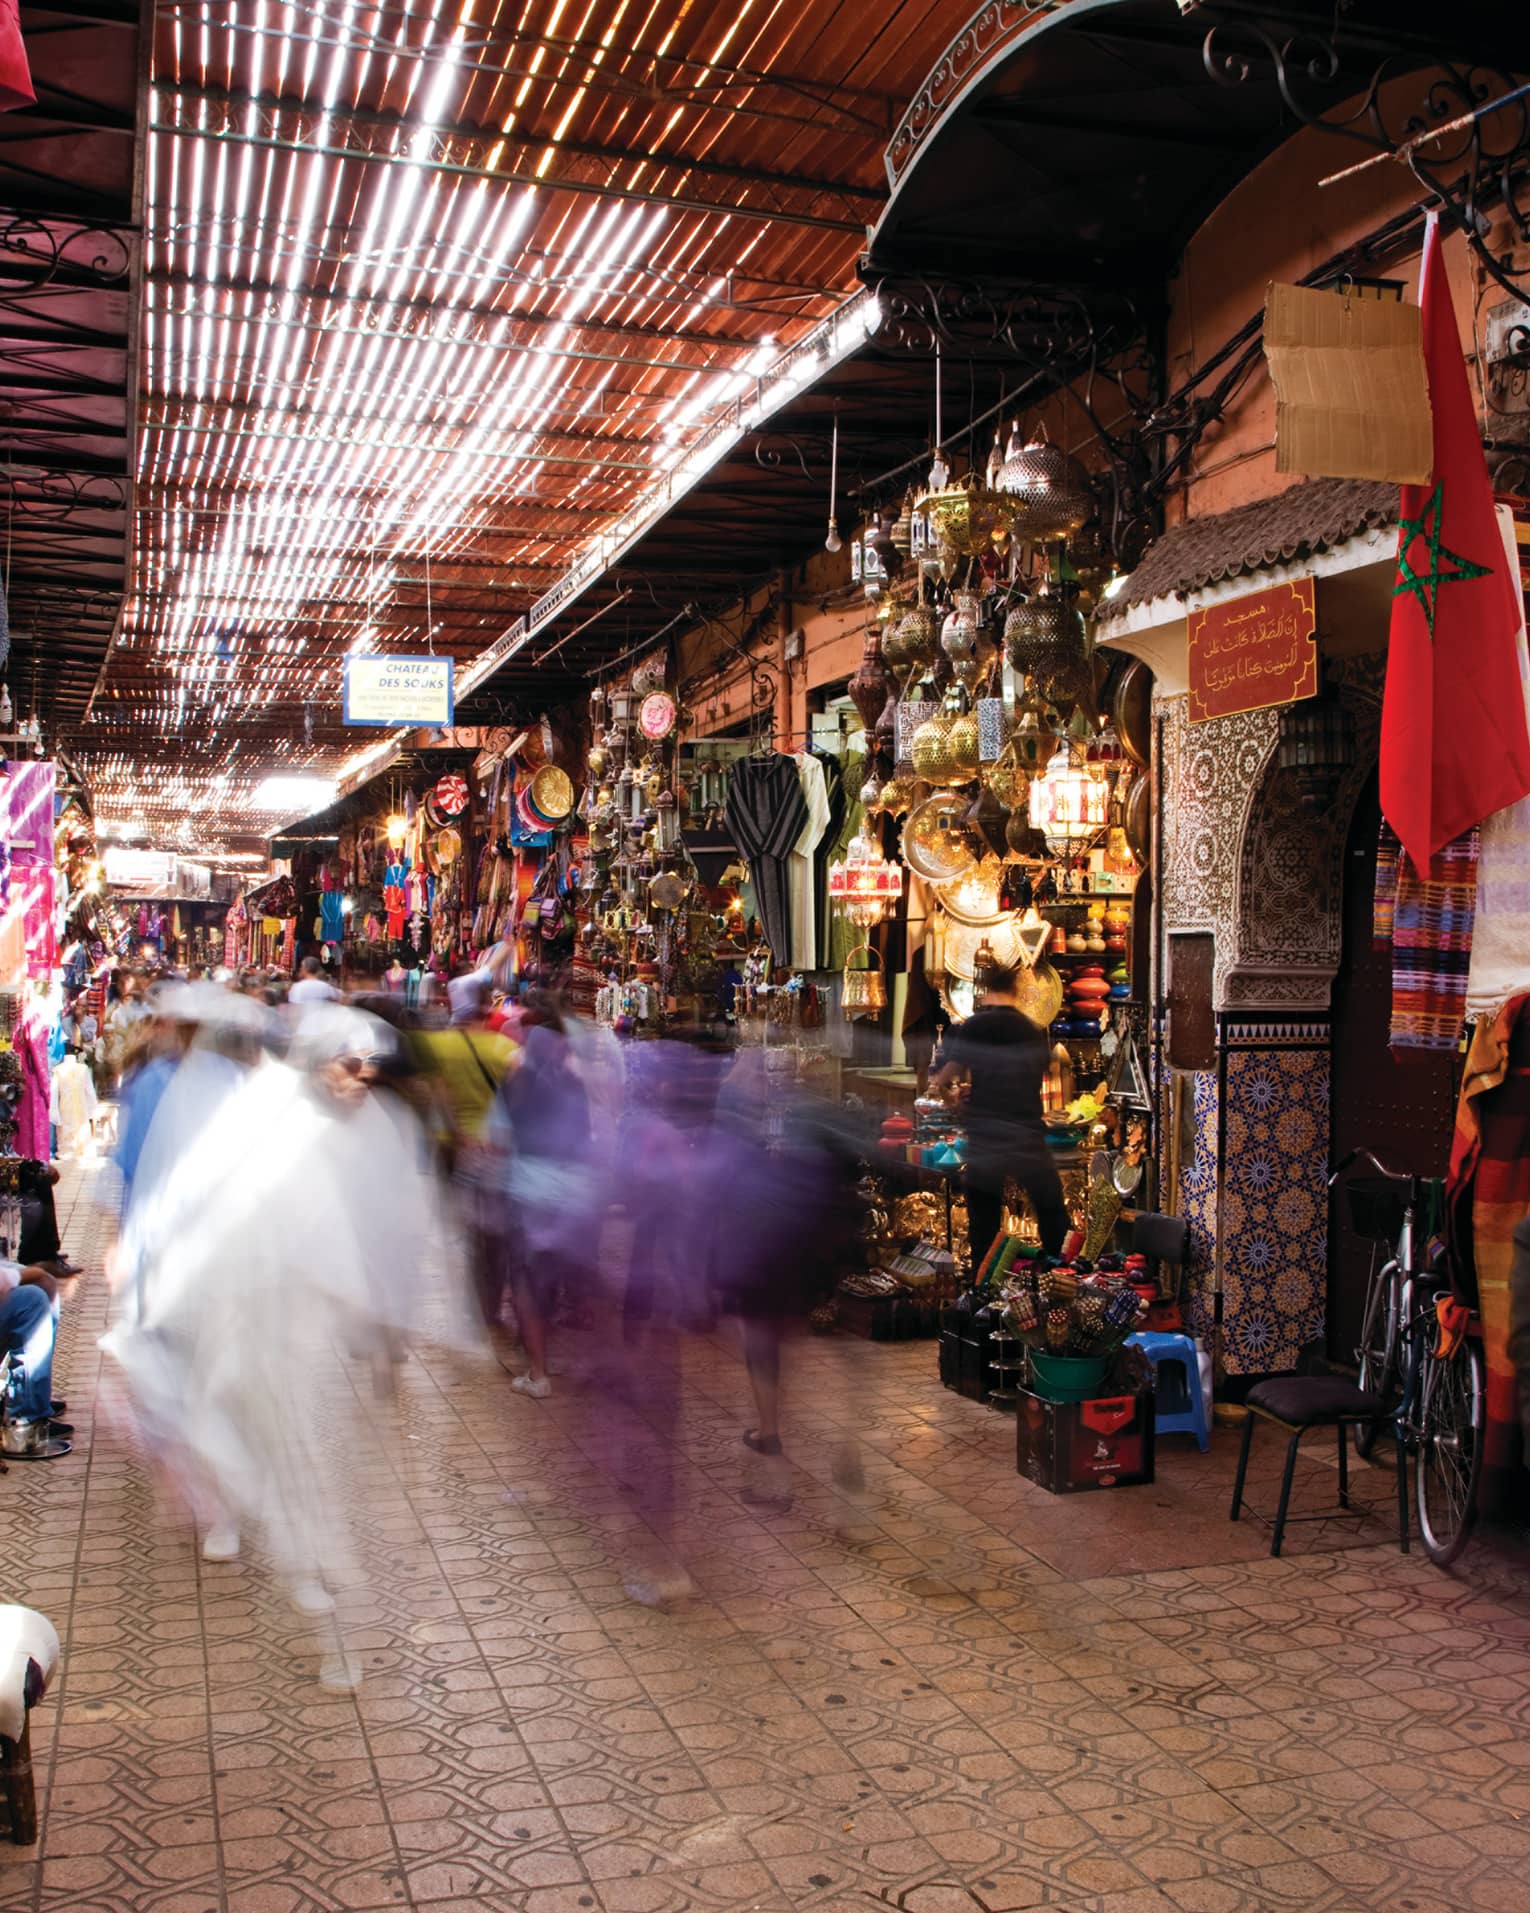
[1015,1387,1155,1494]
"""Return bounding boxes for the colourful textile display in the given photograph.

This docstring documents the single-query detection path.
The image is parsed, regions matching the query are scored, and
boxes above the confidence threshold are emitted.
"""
[1,762,54,864]
[1373,819,1400,950]
[1386,828,1479,1052]
[1447,994,1530,1519]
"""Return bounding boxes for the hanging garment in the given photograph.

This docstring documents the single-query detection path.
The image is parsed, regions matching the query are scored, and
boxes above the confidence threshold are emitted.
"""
[813,753,846,970]
[403,912,432,965]
[787,752,831,973]
[16,866,55,977]
[1386,827,1480,1051]
[823,752,866,977]
[724,754,808,969]
[14,1013,50,1160]
[383,858,410,939]
[1447,995,1530,1518]
[320,891,346,945]
[2,762,54,865]
[53,1053,98,1157]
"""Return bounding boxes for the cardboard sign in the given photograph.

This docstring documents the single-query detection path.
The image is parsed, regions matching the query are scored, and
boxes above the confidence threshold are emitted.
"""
[1187,577,1318,724]
[1265,280,1431,483]
[342,655,455,728]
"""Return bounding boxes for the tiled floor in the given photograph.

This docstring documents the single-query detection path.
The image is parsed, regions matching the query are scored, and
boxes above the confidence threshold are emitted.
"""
[4,1166,1530,1912]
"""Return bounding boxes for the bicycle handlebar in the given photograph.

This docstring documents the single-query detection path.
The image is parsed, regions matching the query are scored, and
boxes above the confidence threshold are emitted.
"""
[1327,1146,1406,1190]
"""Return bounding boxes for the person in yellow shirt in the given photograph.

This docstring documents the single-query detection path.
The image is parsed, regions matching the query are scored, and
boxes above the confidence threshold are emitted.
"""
[411,970,516,1322]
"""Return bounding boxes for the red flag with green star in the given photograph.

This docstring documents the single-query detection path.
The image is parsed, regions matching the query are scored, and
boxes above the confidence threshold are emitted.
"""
[1381,213,1530,872]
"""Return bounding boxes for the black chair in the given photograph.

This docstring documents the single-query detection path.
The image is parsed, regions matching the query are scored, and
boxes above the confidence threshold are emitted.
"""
[1229,1376,1402,1557]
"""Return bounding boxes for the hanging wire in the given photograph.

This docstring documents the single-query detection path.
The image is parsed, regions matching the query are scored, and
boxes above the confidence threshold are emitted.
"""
[425,538,435,656]
[825,407,842,552]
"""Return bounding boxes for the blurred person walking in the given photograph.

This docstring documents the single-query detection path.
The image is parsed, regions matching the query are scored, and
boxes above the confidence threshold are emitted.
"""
[486,995,590,1398]
[102,1006,437,1687]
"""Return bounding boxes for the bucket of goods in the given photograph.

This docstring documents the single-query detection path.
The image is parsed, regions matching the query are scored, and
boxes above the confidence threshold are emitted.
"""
[1028,1349,1109,1402]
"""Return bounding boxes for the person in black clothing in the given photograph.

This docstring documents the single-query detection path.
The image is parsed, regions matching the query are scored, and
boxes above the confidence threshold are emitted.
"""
[935,965,1070,1269]
[16,1161,80,1280]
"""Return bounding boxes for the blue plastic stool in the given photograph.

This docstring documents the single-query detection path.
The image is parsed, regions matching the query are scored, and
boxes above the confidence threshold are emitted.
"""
[1127,1331,1210,1452]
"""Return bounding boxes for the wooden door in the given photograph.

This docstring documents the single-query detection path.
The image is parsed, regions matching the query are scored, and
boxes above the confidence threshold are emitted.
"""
[1327,776,1458,1362]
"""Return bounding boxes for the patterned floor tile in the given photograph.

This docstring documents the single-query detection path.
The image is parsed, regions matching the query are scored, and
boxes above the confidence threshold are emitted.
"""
[5,1163,1530,1913]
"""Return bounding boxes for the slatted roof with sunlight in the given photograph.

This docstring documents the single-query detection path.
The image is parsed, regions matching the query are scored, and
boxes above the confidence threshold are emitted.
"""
[81,0,963,852]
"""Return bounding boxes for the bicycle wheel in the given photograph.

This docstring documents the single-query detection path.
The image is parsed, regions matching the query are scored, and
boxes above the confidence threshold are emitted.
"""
[1414,1335,1484,1567]
[1353,1261,1399,1459]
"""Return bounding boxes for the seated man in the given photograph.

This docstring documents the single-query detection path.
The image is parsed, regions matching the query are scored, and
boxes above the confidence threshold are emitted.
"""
[15,1161,80,1280]
[0,1260,70,1458]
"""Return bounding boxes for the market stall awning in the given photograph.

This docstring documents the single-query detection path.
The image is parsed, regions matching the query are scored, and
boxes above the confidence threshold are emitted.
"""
[1096,475,1402,692]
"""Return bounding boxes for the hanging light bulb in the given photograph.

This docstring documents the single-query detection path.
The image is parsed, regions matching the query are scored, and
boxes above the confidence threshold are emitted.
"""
[986,431,1004,493]
[825,411,842,553]
[926,344,949,493]
[0,685,11,728]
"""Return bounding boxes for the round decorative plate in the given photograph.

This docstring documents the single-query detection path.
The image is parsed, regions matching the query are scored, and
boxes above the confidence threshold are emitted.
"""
[433,772,469,817]
[639,691,677,740]
[936,856,1008,926]
[529,764,575,822]
[1123,771,1150,864]
[903,792,977,884]
[1113,659,1152,768]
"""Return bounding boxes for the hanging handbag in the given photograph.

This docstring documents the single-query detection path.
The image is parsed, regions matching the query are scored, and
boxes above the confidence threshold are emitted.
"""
[841,943,886,1019]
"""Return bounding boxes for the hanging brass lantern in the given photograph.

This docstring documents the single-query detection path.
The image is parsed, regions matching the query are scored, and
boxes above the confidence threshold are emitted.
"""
[946,689,981,784]
[985,750,1028,810]
[894,602,937,675]
[1004,584,1091,714]
[996,427,1094,541]
[910,705,959,786]
[1011,704,1056,778]
[941,589,984,665]
[923,476,1017,564]
[890,490,916,560]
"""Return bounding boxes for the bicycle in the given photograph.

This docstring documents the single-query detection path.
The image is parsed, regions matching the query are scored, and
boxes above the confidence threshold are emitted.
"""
[1329,1148,1485,1566]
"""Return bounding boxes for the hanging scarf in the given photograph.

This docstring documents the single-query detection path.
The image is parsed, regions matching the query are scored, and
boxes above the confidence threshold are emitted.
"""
[1387,826,1480,1052]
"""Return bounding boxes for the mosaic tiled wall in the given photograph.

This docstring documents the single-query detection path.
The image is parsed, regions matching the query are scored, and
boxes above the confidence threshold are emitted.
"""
[1176,1042,1332,1378]
[1222,1047,1330,1375]
[1179,1069,1219,1348]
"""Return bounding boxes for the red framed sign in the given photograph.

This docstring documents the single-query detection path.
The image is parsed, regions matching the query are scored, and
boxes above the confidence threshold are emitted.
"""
[1187,577,1318,724]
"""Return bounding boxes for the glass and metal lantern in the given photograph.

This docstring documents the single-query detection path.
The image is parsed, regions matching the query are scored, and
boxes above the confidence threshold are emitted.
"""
[1028,744,1109,855]
[1276,697,1354,808]
[829,825,904,928]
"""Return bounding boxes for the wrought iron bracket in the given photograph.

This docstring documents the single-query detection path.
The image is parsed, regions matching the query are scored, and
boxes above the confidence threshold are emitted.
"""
[1190,2,1530,307]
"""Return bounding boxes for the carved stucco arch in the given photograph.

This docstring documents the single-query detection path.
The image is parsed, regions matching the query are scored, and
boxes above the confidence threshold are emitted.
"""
[1225,673,1384,1013]
[1155,662,1384,1015]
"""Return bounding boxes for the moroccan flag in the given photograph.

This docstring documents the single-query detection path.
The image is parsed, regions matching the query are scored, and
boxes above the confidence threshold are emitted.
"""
[0,0,32,112]
[1380,213,1530,873]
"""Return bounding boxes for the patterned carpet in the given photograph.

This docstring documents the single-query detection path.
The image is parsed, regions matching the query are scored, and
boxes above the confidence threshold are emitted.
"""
[3,1164,1530,1912]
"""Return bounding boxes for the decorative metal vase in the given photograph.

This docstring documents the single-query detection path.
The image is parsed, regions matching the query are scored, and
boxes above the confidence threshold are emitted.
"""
[847,628,896,736]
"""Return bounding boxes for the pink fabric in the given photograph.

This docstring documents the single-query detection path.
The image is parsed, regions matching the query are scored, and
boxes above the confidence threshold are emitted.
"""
[14,1016,50,1159]
[15,865,54,976]
[2,762,55,865]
